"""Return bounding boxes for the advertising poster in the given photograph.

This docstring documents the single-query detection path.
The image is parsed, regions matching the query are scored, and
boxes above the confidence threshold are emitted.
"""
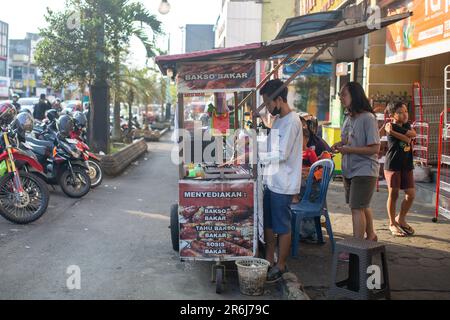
[386,0,450,64]
[177,62,256,93]
[178,180,254,260]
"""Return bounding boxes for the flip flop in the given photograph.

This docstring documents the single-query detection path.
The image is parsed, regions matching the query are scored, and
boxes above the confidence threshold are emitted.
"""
[400,224,415,236]
[390,226,407,237]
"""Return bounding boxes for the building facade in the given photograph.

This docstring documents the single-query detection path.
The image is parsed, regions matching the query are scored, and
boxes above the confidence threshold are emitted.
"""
[215,0,263,48]
[0,20,8,77]
[185,24,215,53]
[9,33,43,97]
[0,20,9,99]
[262,0,299,41]
[303,0,450,164]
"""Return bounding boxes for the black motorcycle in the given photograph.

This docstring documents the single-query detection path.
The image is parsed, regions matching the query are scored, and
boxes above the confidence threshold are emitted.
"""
[25,115,91,198]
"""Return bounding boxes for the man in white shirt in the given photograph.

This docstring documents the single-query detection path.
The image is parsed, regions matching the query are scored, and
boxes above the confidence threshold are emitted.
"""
[259,79,303,283]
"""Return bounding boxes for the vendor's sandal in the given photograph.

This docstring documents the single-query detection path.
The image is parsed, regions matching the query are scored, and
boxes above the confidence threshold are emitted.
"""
[266,266,288,283]
[399,224,415,236]
[390,226,407,237]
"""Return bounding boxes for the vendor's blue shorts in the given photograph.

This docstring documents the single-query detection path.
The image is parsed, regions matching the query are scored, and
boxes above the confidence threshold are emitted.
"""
[263,188,293,235]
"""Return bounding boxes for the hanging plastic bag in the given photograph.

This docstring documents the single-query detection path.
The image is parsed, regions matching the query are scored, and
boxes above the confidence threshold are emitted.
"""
[414,163,431,183]
[211,111,230,136]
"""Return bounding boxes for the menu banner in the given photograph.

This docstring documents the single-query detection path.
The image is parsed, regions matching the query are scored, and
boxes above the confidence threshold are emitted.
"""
[178,180,254,259]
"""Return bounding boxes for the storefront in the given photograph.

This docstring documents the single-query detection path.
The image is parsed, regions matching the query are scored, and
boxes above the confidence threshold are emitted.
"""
[303,0,449,166]
[379,0,450,164]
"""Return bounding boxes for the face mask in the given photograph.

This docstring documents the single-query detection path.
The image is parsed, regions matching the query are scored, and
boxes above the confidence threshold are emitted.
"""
[270,105,281,116]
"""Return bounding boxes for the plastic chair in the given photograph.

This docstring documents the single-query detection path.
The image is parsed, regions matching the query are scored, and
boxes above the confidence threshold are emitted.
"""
[290,159,335,258]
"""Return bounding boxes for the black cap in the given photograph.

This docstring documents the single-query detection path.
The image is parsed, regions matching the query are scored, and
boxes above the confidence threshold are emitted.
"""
[40,93,46,99]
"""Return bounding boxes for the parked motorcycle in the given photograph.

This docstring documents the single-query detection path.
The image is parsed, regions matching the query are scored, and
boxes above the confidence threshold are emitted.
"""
[71,112,103,188]
[26,115,91,198]
[0,109,50,224]
[33,110,103,189]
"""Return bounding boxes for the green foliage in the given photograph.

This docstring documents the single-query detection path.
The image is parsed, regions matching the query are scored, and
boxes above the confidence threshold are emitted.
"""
[294,75,330,116]
[35,0,162,90]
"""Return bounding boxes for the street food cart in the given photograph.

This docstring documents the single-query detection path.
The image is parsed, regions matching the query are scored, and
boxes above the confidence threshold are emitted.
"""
[155,10,410,294]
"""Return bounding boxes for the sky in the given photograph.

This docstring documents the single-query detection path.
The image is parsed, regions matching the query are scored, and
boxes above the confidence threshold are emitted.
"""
[0,0,222,67]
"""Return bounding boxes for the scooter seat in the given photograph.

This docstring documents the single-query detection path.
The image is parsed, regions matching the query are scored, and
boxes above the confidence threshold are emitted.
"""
[26,137,54,149]
[26,144,50,157]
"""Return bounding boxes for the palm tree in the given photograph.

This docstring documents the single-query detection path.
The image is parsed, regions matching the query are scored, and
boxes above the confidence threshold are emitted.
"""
[107,0,162,141]
[112,65,162,141]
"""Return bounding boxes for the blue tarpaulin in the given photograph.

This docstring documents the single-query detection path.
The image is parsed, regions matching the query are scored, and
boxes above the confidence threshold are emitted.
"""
[283,60,332,77]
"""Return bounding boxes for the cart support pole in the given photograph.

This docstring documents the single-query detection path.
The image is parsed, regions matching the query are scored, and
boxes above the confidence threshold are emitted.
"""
[255,44,330,115]
[178,93,185,180]
[234,92,239,130]
[252,93,258,180]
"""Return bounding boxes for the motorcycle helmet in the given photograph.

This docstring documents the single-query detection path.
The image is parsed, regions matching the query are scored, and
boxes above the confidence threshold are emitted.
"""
[61,108,73,116]
[73,111,87,129]
[57,115,75,138]
[16,112,34,132]
[46,109,59,122]
[0,103,17,126]
[11,112,34,142]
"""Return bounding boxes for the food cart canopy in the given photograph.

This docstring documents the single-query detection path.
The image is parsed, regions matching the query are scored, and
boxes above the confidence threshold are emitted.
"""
[275,10,343,39]
[155,12,411,76]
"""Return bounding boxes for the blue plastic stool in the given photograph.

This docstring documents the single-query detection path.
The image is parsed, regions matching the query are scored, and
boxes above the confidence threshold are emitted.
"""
[290,159,335,258]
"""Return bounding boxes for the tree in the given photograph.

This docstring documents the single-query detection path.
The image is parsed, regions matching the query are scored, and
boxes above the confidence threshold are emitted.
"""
[35,0,162,152]
[35,2,100,90]
[109,0,162,141]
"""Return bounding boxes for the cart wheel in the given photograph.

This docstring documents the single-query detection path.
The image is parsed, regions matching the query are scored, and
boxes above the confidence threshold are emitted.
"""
[432,217,438,223]
[215,268,224,294]
[170,204,179,251]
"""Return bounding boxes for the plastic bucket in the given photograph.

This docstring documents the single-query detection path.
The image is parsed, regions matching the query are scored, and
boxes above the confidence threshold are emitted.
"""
[235,258,270,296]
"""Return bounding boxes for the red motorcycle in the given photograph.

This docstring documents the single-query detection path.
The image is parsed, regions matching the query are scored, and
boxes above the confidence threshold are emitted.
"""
[0,112,50,224]
[69,128,103,188]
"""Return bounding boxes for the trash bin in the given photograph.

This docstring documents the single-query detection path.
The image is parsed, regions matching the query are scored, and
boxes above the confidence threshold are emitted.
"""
[235,258,270,296]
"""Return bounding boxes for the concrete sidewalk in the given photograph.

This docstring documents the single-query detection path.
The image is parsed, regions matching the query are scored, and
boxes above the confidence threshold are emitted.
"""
[287,181,450,300]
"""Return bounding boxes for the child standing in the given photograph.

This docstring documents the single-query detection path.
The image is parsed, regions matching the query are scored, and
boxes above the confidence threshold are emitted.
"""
[383,102,417,237]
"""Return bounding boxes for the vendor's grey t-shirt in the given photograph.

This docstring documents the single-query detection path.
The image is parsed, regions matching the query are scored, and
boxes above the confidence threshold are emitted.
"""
[341,112,380,179]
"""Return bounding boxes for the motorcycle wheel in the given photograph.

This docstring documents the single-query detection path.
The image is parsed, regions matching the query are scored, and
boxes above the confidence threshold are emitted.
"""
[88,159,103,188]
[59,166,91,198]
[0,172,50,224]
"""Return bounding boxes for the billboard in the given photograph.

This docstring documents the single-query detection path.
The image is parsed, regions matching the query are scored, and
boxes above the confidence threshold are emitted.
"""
[386,0,450,64]
[177,62,256,93]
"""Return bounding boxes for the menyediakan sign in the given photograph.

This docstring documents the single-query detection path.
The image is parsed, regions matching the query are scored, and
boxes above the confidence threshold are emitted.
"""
[386,0,450,64]
[177,62,256,93]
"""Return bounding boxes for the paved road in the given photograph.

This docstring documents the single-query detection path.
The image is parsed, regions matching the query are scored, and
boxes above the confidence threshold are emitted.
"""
[0,135,281,300]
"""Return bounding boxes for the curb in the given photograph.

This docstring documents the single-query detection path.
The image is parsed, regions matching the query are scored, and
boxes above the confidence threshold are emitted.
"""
[280,272,311,300]
[101,138,148,176]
